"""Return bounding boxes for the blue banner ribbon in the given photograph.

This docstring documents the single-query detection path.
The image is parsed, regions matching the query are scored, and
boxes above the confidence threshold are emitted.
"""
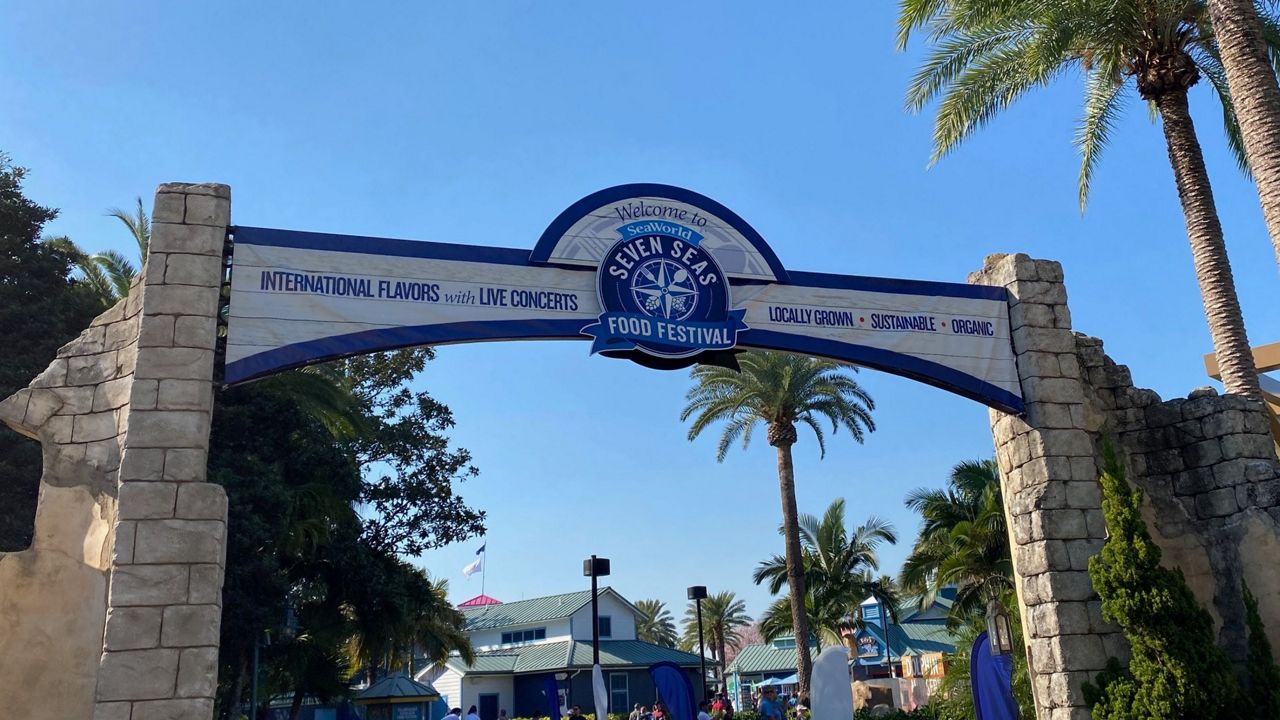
[582,309,747,354]
[616,220,705,246]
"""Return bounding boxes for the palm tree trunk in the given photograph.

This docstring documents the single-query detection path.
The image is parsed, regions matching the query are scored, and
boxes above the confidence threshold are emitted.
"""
[1155,88,1262,399]
[717,636,728,691]
[775,441,813,700]
[1205,0,1280,269]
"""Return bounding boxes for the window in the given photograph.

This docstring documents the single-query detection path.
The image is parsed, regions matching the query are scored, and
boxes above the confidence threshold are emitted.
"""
[772,638,796,650]
[864,605,880,621]
[501,627,547,644]
[610,672,629,711]
[598,616,612,638]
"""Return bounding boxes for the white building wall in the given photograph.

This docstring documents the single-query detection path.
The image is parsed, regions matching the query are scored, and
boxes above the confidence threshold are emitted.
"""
[470,618,572,650]
[421,665,463,710]
[464,674,515,717]
[570,592,637,641]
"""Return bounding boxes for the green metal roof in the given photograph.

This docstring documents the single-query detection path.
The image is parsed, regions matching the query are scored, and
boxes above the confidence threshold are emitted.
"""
[462,589,611,631]
[354,673,440,704]
[724,642,816,676]
[447,640,705,675]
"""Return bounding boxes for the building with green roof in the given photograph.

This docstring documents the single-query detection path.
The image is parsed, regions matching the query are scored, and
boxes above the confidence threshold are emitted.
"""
[417,588,707,719]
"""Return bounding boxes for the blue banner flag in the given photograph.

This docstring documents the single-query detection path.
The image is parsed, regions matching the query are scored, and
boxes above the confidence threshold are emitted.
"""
[544,674,561,720]
[648,661,696,720]
[971,631,1019,720]
[476,544,486,555]
[582,310,748,354]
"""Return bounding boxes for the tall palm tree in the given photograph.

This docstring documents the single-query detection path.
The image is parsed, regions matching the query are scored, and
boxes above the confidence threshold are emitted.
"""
[1203,0,1280,269]
[46,197,152,307]
[681,591,753,688]
[754,500,900,648]
[681,352,876,698]
[636,599,679,648]
[900,459,1014,624]
[898,0,1268,399]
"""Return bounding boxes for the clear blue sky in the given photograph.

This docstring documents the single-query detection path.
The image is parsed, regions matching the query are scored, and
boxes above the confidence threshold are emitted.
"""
[5,2,1278,629]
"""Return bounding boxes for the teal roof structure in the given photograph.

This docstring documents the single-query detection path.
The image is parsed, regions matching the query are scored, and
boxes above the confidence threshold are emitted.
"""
[724,641,816,676]
[446,640,705,675]
[462,588,624,631]
[355,673,440,704]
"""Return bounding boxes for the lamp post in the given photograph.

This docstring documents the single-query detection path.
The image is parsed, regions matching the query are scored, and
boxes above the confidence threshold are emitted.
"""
[583,556,611,666]
[687,586,709,701]
[985,598,1013,655]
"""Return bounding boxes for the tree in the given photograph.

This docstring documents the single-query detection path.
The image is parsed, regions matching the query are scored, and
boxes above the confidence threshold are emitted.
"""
[900,459,1013,624]
[1203,0,1280,270]
[898,0,1269,399]
[47,196,151,306]
[0,153,103,550]
[681,351,876,698]
[636,599,679,648]
[753,499,900,647]
[1084,448,1241,719]
[1244,580,1280,720]
[681,591,753,687]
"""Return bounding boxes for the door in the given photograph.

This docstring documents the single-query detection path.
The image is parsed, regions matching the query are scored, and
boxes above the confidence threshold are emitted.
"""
[479,693,500,720]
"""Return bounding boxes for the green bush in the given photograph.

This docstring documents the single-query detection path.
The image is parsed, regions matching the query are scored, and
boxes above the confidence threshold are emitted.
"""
[1245,580,1280,720]
[853,707,938,720]
[1083,447,1241,719]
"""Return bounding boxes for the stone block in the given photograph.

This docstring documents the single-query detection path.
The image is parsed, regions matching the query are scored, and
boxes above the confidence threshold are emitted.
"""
[1027,429,1093,460]
[1145,401,1183,428]
[74,411,119,443]
[173,315,216,349]
[189,564,225,604]
[1064,480,1101,509]
[42,414,73,443]
[164,253,222,287]
[1221,433,1271,460]
[67,351,118,385]
[1214,458,1255,488]
[104,606,163,651]
[1014,326,1076,354]
[1244,410,1273,434]
[59,325,107,356]
[1016,351,1063,380]
[93,376,134,412]
[1065,538,1102,570]
[138,315,176,347]
[1018,541,1052,575]
[134,519,224,564]
[133,379,159,410]
[104,316,138,350]
[127,410,211,448]
[96,648,179,701]
[1035,509,1089,540]
[114,520,137,564]
[23,388,61,426]
[1246,461,1278,482]
[52,385,95,415]
[184,193,230,227]
[1182,397,1221,420]
[1146,448,1185,475]
[110,564,189,606]
[121,448,166,481]
[134,347,215,381]
[176,647,219,697]
[1174,467,1214,495]
[1010,302,1057,331]
[153,191,186,223]
[119,482,178,520]
[1015,280,1068,305]
[1053,304,1072,329]
[164,448,208,481]
[1202,410,1245,437]
[1181,439,1223,469]
[161,604,221,647]
[149,222,226,257]
[141,284,219,317]
[1257,479,1280,508]
[1029,402,1074,429]
[176,483,227,520]
[93,702,133,720]
[1196,488,1238,518]
[158,379,212,411]
[131,698,215,720]
[1172,419,1206,442]
[1188,386,1219,399]
[1041,570,1097,602]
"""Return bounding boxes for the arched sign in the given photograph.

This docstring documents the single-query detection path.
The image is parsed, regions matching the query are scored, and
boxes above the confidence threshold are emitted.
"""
[224,184,1023,412]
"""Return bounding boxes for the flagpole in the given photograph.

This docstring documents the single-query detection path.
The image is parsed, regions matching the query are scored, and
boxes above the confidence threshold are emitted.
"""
[481,536,487,599]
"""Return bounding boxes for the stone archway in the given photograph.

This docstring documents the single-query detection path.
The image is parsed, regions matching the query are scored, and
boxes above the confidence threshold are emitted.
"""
[2,185,1278,720]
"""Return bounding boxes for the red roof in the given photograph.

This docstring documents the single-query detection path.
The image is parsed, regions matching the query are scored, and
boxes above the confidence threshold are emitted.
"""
[458,594,503,608]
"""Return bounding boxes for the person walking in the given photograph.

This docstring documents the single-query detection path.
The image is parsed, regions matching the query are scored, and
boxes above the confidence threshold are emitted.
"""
[697,700,712,720]
[630,704,643,720]
[466,706,481,720]
[758,688,782,720]
[444,708,463,720]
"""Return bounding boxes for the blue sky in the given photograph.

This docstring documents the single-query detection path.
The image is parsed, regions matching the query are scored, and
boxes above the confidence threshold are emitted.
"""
[5,3,1278,630]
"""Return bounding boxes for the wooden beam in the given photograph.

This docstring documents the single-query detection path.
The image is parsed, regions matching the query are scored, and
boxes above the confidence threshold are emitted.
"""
[1204,341,1280,378]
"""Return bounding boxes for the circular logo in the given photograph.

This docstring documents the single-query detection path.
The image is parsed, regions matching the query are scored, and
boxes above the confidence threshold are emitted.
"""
[594,222,736,359]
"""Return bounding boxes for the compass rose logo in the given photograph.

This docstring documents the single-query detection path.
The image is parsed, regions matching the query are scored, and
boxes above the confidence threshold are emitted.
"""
[582,220,748,360]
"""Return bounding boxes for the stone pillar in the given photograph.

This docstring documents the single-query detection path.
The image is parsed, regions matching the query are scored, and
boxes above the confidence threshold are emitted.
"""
[93,184,230,720]
[969,253,1124,720]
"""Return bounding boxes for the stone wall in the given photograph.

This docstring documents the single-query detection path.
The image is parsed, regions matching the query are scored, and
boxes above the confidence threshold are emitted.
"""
[972,253,1280,720]
[0,183,230,720]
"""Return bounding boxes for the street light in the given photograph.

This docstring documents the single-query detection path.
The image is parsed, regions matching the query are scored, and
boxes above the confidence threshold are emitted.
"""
[687,586,709,701]
[583,556,611,666]
[986,599,1013,655]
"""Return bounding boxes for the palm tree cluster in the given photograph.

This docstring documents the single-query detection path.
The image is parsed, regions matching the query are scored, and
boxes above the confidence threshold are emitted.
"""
[900,459,1012,624]
[635,599,680,648]
[753,498,901,650]
[681,591,754,687]
[46,197,149,307]
[682,351,876,698]
[898,0,1276,399]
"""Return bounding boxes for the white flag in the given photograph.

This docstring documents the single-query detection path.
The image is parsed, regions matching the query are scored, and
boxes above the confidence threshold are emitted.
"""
[463,556,483,578]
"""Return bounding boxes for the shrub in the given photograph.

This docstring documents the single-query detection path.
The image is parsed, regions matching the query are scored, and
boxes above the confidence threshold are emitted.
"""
[1083,447,1241,719]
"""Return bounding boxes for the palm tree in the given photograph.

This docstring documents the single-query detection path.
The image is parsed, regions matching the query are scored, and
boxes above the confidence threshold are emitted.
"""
[636,599,679,648]
[1202,0,1280,269]
[46,196,152,307]
[898,0,1267,399]
[681,351,875,698]
[681,591,753,688]
[754,500,900,648]
[900,459,1014,625]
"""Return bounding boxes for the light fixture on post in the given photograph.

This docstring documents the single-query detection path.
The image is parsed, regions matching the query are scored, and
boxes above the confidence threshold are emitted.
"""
[986,598,1013,655]
[583,555,611,666]
[687,585,709,701]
